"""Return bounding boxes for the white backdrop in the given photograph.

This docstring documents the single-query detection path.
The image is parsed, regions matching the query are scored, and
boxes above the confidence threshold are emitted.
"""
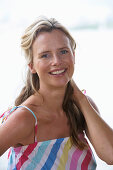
[0,0,113,169]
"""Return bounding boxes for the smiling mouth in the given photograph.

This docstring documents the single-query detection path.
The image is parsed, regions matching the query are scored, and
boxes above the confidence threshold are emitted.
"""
[49,69,67,75]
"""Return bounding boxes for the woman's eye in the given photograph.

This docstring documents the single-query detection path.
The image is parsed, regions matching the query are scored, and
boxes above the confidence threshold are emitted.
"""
[61,50,68,54]
[41,54,48,58]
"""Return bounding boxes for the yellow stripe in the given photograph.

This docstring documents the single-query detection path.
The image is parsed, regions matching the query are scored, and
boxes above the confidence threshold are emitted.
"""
[57,138,72,170]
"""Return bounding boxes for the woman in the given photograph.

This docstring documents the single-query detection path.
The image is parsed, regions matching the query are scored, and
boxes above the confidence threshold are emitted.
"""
[0,16,113,169]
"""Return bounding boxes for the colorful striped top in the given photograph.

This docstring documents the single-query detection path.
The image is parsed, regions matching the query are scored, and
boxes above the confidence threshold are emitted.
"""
[1,106,97,170]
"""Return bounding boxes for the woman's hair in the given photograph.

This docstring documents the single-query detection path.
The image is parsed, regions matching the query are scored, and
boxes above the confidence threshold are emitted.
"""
[15,16,87,149]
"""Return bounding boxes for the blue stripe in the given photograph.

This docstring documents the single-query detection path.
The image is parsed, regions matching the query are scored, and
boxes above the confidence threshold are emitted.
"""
[41,138,64,170]
[13,168,17,170]
[7,149,17,170]
[91,162,97,170]
[91,154,97,170]
[25,140,51,170]
[9,106,17,113]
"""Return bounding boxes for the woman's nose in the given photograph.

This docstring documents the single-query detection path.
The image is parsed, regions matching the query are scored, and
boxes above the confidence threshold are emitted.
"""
[51,54,62,66]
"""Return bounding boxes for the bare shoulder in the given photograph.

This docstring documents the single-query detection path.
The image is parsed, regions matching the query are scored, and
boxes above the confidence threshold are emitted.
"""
[86,95,100,115]
[11,106,36,127]
[4,106,35,138]
[0,106,35,155]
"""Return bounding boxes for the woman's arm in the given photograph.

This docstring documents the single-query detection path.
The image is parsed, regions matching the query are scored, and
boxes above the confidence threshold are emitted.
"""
[72,82,113,165]
[0,108,35,156]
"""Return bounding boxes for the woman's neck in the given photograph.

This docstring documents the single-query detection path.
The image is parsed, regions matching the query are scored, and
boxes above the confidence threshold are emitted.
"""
[37,86,66,114]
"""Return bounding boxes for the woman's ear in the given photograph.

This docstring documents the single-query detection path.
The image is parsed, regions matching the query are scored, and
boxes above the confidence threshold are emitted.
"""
[28,63,36,73]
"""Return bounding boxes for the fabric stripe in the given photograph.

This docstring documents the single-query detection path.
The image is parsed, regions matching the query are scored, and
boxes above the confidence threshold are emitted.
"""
[13,167,17,170]
[26,140,51,170]
[76,150,87,170]
[88,153,97,170]
[51,137,69,170]
[7,148,16,170]
[90,161,97,170]
[14,146,28,166]
[57,138,72,170]
[14,147,22,158]
[81,149,92,170]
[88,159,96,170]
[35,140,56,170]
[8,149,12,159]
[41,138,64,170]
[65,145,76,170]
[70,148,83,170]
[16,143,37,169]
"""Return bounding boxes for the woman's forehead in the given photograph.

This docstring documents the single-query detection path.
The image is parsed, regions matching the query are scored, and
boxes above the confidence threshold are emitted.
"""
[32,30,71,51]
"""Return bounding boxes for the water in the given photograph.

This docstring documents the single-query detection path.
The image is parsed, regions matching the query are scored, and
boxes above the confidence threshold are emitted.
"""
[0,29,113,169]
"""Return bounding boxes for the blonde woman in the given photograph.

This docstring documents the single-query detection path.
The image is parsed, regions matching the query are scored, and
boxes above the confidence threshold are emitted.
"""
[0,16,113,169]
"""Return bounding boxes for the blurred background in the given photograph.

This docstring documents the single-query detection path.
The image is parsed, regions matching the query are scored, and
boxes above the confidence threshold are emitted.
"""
[0,0,113,169]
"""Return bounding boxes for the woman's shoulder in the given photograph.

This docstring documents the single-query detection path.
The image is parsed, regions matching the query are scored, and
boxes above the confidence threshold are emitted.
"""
[0,105,36,150]
[4,105,35,133]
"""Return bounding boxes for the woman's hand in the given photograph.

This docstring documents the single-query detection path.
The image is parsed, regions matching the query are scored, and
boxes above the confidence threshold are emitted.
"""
[71,80,87,110]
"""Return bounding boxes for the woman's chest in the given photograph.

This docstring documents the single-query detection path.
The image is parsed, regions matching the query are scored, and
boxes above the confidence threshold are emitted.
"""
[36,114,70,142]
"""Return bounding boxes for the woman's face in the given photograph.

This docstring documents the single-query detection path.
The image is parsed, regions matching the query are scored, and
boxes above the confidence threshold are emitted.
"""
[29,29,75,90]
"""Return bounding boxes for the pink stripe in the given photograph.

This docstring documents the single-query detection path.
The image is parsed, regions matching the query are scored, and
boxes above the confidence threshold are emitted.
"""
[14,147,22,158]
[0,112,5,118]
[0,108,11,118]
[81,149,92,170]
[16,143,37,169]
[35,125,37,134]
[16,154,28,169]
[70,148,83,170]
[8,149,11,159]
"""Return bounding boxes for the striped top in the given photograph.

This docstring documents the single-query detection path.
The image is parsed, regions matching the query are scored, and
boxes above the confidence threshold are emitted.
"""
[1,106,97,170]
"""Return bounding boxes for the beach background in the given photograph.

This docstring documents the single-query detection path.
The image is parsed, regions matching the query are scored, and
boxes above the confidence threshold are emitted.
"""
[0,0,113,169]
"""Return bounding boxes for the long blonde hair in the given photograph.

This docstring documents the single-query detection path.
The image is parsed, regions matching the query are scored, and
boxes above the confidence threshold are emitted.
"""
[15,16,87,149]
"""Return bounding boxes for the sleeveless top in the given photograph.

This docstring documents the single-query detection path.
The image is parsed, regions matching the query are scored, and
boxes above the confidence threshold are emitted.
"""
[1,106,97,170]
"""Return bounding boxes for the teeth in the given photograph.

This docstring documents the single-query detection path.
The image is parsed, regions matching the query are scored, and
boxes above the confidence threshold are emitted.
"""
[51,69,65,75]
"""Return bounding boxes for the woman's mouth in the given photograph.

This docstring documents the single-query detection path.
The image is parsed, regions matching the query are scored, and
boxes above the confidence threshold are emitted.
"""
[49,69,67,75]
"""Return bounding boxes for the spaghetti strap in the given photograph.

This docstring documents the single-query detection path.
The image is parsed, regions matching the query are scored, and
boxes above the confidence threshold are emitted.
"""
[16,105,37,122]
[17,106,37,142]
[11,105,37,142]
[9,105,37,124]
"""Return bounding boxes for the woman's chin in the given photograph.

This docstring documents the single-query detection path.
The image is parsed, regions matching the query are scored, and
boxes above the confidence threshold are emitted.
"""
[50,80,70,89]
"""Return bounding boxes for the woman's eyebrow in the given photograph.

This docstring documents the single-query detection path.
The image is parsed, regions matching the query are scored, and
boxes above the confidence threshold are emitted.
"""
[38,50,50,55]
[58,47,69,50]
[38,47,69,55]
